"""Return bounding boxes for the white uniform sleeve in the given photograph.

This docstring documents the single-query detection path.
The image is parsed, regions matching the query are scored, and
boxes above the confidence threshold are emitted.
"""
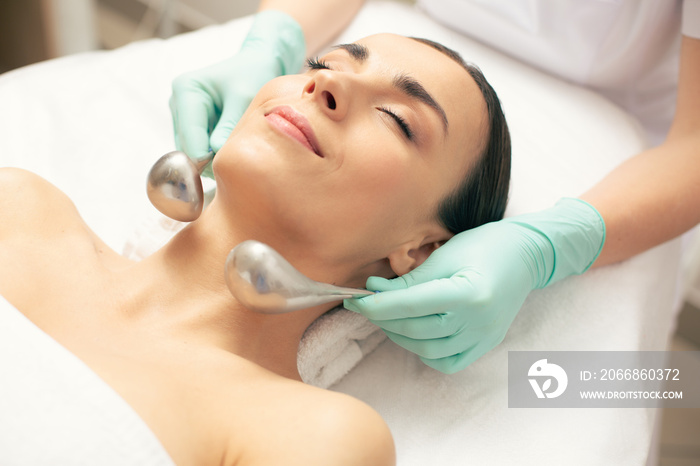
[683,0,700,38]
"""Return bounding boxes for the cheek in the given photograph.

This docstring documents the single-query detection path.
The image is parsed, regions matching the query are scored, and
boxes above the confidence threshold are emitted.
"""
[339,133,419,210]
[340,125,404,184]
[252,75,303,103]
[328,145,422,236]
[353,162,409,201]
[222,74,307,140]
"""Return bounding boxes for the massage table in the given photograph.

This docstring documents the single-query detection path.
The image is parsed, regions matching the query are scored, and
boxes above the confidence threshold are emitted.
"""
[0,1,683,464]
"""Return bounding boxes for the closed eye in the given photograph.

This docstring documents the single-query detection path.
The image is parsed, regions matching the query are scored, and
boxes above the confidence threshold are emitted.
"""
[307,56,414,141]
[378,106,413,140]
[306,57,333,71]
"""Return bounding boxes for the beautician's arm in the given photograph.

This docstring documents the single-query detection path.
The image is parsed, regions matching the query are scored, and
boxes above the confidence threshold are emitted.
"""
[581,36,700,266]
[345,35,700,375]
[259,0,365,55]
[169,0,363,167]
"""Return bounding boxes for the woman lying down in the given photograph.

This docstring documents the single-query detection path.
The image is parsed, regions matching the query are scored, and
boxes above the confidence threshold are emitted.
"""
[0,33,509,465]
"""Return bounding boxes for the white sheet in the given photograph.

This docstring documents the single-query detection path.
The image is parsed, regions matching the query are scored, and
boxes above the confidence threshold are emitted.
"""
[0,1,682,465]
[0,295,174,465]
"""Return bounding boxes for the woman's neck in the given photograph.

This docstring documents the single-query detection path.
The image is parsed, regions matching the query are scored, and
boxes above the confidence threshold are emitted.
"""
[115,198,332,381]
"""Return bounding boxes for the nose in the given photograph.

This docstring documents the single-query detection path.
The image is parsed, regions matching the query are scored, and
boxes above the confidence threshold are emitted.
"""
[303,70,349,121]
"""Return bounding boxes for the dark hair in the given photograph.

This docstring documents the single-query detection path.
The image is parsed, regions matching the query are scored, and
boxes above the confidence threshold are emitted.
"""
[411,37,511,234]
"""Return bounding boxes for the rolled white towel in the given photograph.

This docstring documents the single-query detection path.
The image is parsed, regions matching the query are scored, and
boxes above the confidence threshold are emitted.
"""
[122,214,385,389]
[298,307,385,388]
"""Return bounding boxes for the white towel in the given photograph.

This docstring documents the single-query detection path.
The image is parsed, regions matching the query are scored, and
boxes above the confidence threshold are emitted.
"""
[298,307,386,388]
[122,214,384,388]
[0,295,175,465]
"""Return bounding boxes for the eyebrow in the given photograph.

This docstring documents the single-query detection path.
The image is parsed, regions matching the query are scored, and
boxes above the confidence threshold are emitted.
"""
[334,43,369,62]
[334,43,449,134]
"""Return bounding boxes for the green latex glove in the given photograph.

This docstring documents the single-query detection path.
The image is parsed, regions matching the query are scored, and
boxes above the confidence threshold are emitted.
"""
[344,198,605,374]
[169,10,306,178]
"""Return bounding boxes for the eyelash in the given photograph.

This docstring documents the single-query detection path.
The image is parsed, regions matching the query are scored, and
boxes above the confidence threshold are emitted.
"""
[306,56,414,141]
[378,106,413,140]
[306,57,332,70]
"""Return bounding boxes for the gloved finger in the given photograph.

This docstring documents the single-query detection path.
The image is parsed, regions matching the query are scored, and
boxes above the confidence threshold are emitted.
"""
[345,280,446,320]
[366,256,453,293]
[345,276,472,321]
[421,330,509,374]
[170,96,182,151]
[369,314,456,340]
[383,329,470,360]
[209,101,247,153]
[169,88,216,160]
[419,347,482,374]
[365,276,400,293]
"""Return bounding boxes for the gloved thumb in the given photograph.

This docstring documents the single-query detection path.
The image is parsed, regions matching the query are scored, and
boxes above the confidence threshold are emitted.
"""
[366,261,439,293]
[365,276,406,293]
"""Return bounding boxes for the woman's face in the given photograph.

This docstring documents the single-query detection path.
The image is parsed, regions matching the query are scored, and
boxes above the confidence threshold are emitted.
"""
[214,34,487,286]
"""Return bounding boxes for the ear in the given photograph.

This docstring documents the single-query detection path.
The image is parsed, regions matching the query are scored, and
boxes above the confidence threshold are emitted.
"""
[386,236,448,277]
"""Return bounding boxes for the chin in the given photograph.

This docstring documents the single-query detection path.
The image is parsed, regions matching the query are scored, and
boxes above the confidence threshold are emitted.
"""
[213,136,308,235]
[215,130,280,186]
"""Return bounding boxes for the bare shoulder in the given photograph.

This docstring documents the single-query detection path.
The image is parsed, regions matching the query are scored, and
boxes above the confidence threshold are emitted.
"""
[245,381,395,466]
[302,388,395,466]
[0,168,80,239]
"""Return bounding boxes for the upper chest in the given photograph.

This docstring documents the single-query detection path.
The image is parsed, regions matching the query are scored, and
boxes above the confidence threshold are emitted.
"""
[0,170,325,465]
[0,236,230,464]
[0,235,324,466]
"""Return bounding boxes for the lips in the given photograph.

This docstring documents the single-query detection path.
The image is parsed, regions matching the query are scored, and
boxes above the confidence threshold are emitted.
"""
[265,106,323,157]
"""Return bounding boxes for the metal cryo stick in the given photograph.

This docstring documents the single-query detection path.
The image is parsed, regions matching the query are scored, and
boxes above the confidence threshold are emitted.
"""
[147,150,214,222]
[225,240,374,314]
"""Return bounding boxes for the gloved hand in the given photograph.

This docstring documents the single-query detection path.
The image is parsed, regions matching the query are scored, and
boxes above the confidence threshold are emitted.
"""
[169,10,306,178]
[344,198,605,374]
